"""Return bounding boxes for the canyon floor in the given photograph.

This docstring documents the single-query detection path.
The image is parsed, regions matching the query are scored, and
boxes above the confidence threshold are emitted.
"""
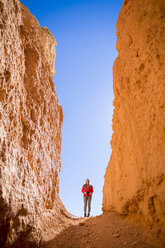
[41,212,162,248]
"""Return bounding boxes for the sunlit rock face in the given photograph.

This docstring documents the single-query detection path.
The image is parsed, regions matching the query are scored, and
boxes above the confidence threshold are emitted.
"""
[0,0,64,246]
[103,0,165,237]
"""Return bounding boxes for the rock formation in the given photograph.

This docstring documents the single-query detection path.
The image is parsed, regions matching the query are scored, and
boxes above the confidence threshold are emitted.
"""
[103,0,165,240]
[1,0,165,246]
[0,0,67,246]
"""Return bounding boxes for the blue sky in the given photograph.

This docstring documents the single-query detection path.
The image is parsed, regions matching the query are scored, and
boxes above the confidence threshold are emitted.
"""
[21,0,123,216]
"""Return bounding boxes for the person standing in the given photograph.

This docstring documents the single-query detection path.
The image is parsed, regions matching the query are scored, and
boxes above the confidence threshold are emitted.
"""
[81,178,94,217]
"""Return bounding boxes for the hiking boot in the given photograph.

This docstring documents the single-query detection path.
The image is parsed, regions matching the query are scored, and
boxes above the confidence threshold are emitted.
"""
[84,213,86,217]
[87,213,90,217]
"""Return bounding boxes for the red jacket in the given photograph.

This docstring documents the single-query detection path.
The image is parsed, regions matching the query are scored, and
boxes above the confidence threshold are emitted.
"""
[82,184,93,197]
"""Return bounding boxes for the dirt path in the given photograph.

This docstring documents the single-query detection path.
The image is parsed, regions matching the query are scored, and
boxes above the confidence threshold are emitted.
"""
[41,212,161,248]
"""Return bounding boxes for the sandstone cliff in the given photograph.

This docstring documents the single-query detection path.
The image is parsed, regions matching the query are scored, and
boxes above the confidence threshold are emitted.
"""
[103,0,165,240]
[0,0,67,246]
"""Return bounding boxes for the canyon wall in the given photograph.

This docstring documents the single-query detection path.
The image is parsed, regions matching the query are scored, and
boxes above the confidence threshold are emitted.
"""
[0,0,67,246]
[103,0,165,239]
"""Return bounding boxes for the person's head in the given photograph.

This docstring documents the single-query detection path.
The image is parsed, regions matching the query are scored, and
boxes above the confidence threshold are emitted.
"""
[86,178,90,186]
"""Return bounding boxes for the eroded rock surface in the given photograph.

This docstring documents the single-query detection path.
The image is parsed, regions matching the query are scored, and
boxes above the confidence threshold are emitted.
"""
[103,0,165,241]
[0,0,67,246]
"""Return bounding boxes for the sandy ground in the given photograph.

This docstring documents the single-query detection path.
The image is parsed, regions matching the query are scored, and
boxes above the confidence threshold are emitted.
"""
[41,212,163,248]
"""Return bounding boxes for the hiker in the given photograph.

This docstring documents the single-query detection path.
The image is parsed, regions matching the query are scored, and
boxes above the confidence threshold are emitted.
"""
[81,178,94,217]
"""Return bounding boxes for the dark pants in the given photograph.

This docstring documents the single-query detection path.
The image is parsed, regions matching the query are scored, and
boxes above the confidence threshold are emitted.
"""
[83,195,92,214]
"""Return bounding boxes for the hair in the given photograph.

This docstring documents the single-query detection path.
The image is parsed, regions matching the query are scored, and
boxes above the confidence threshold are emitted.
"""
[86,178,90,186]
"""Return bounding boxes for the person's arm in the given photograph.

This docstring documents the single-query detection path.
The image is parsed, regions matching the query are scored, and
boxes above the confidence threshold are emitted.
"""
[81,185,84,193]
[89,185,93,195]
[91,185,93,194]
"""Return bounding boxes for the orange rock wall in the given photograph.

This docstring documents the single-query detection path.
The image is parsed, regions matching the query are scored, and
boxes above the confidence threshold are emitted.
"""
[103,0,165,235]
[0,0,64,246]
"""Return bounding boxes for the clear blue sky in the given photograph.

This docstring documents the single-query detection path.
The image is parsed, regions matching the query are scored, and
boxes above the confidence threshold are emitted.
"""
[20,0,123,217]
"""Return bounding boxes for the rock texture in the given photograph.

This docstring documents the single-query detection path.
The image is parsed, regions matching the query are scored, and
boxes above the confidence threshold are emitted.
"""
[103,0,165,241]
[0,0,67,246]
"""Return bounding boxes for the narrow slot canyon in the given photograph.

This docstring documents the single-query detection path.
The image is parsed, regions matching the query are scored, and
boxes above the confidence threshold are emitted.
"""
[0,0,165,248]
